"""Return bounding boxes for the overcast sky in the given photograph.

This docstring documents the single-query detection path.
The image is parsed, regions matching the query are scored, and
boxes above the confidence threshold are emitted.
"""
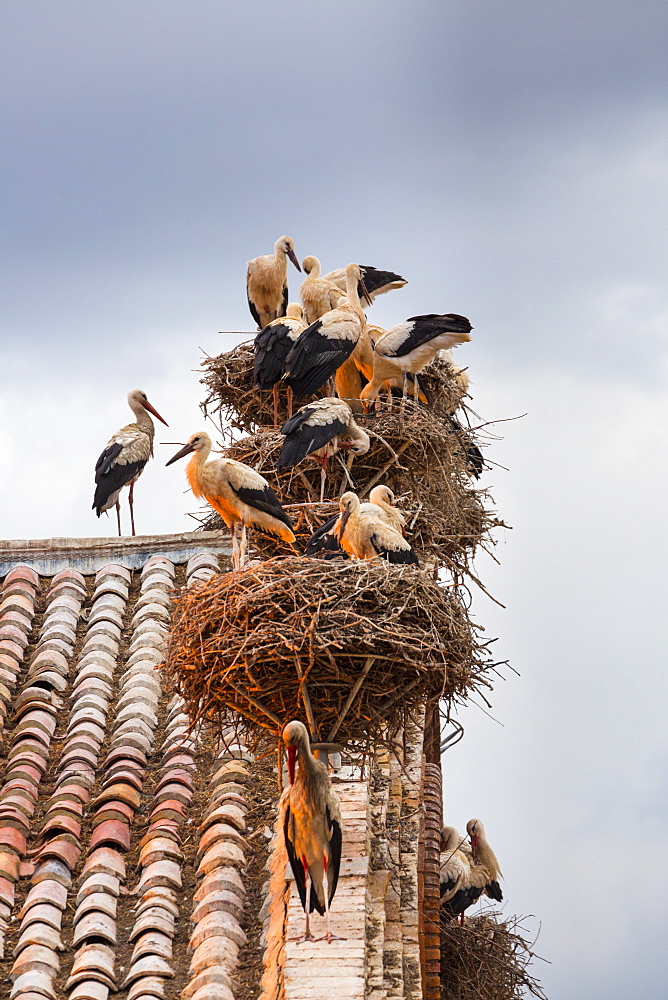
[2,3,667,996]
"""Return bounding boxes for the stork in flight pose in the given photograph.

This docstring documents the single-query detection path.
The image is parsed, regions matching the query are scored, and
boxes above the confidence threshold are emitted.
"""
[246,236,301,331]
[166,432,294,570]
[281,720,343,943]
[92,389,168,536]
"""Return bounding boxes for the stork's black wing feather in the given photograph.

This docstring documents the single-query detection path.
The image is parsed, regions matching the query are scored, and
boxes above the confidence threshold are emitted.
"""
[247,289,262,330]
[440,874,460,897]
[305,514,344,556]
[387,313,473,358]
[442,884,483,917]
[326,808,342,906]
[359,265,406,295]
[485,879,503,902]
[445,414,485,478]
[281,282,289,320]
[285,322,357,399]
[370,533,419,566]
[277,409,349,468]
[92,443,146,515]
[230,482,293,531]
[254,323,294,389]
[283,805,308,911]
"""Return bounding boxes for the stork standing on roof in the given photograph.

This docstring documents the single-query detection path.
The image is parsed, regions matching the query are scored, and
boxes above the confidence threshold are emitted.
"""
[305,485,407,557]
[254,303,307,426]
[285,263,372,399]
[277,398,370,501]
[360,314,473,411]
[166,432,294,570]
[281,720,343,943]
[334,491,419,565]
[92,389,168,537]
[246,236,302,331]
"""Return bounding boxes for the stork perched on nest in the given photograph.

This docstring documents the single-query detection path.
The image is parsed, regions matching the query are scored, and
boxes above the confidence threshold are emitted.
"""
[281,720,342,943]
[277,398,370,501]
[440,819,503,923]
[361,313,472,410]
[305,485,407,557]
[334,491,418,565]
[299,256,345,324]
[246,235,301,331]
[92,389,168,536]
[166,431,294,570]
[323,262,406,302]
[254,302,307,426]
[285,263,372,399]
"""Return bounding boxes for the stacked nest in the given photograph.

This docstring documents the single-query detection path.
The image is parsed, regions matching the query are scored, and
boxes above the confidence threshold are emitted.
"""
[440,913,547,1000]
[166,557,494,750]
[196,406,499,568]
[200,343,470,436]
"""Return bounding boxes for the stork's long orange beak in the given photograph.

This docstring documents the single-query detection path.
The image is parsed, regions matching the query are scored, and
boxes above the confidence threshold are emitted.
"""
[166,441,195,466]
[287,745,296,784]
[470,833,479,862]
[287,248,301,272]
[142,400,169,426]
[359,278,373,308]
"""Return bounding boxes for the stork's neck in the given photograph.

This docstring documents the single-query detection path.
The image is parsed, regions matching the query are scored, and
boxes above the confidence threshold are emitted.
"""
[185,443,212,496]
[475,836,502,878]
[131,402,155,434]
[345,267,363,313]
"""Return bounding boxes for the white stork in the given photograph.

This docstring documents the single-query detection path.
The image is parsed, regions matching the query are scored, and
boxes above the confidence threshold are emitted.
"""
[254,302,307,426]
[299,256,345,324]
[440,818,503,923]
[166,432,295,570]
[277,398,370,501]
[360,313,472,410]
[440,825,473,919]
[305,485,407,557]
[92,389,168,537]
[281,720,342,943]
[333,491,418,565]
[322,263,407,302]
[285,263,372,400]
[246,236,301,331]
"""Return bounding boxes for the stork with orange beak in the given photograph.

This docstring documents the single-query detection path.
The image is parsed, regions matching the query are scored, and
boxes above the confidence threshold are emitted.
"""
[281,720,342,943]
[166,432,294,570]
[246,236,302,331]
[440,818,503,923]
[92,389,168,536]
[334,491,419,565]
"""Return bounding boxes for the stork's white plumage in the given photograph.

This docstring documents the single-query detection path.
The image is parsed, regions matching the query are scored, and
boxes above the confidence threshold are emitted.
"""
[281,720,343,943]
[304,485,407,557]
[299,256,345,324]
[334,491,419,565]
[166,432,294,570]
[440,825,473,911]
[246,235,301,331]
[361,313,472,410]
[285,263,371,399]
[254,302,307,426]
[322,263,407,302]
[277,397,370,501]
[92,389,168,536]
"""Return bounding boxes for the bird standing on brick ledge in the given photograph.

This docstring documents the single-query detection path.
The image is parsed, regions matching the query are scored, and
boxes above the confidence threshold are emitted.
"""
[92,389,168,537]
[165,432,295,570]
[281,720,343,943]
[246,235,302,331]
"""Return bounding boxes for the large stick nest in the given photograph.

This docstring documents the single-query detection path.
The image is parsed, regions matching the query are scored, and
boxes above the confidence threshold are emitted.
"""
[440,912,547,1000]
[200,342,470,434]
[195,406,503,571]
[166,557,494,749]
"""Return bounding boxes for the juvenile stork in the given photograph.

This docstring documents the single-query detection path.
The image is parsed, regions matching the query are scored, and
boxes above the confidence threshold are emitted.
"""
[360,313,472,410]
[277,398,370,501]
[323,263,407,303]
[285,263,372,399]
[281,720,342,943]
[299,256,345,324]
[441,818,503,922]
[254,302,307,426]
[92,389,168,537]
[246,235,301,331]
[166,432,295,570]
[305,485,406,557]
[334,492,418,565]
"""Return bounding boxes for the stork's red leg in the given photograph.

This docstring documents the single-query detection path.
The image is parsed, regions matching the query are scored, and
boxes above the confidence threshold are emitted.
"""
[116,501,122,537]
[291,859,315,943]
[128,481,136,536]
[319,456,328,503]
[316,855,345,943]
[272,384,279,429]
[287,385,293,419]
